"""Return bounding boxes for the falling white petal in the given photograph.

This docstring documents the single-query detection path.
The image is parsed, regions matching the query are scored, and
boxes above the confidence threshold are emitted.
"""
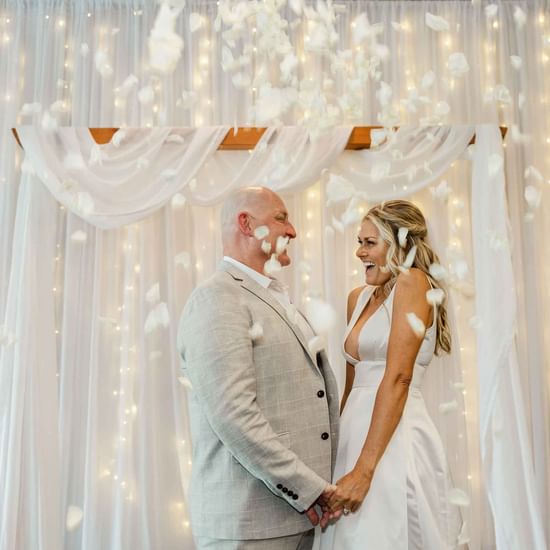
[306,298,337,335]
[421,70,436,89]
[488,153,503,177]
[331,217,344,234]
[398,227,408,248]
[326,173,356,204]
[189,13,203,33]
[308,335,325,354]
[524,186,541,210]
[19,102,42,116]
[144,302,170,334]
[232,72,251,89]
[41,111,58,132]
[510,55,522,70]
[249,322,264,341]
[425,13,450,32]
[429,263,448,281]
[430,180,451,203]
[275,236,290,255]
[111,129,127,148]
[261,240,272,255]
[457,521,471,545]
[94,50,113,78]
[406,312,425,337]
[115,74,139,97]
[146,283,160,304]
[402,245,417,270]
[150,350,163,361]
[175,251,191,269]
[510,125,530,144]
[66,506,83,531]
[171,193,186,209]
[138,85,154,105]
[524,165,544,183]
[447,488,471,507]
[513,6,526,28]
[439,400,459,414]
[70,230,87,243]
[264,254,282,275]
[148,3,184,74]
[485,4,498,18]
[426,288,445,306]
[254,226,269,240]
[469,315,482,329]
[447,52,470,77]
[435,101,450,117]
[80,43,89,57]
[370,129,388,147]
[178,376,193,390]
[74,192,95,217]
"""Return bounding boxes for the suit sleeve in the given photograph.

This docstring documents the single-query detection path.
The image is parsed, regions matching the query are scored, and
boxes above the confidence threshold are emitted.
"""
[177,282,328,512]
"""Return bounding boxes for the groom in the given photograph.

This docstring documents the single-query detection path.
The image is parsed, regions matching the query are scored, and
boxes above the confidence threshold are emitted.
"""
[177,186,341,549]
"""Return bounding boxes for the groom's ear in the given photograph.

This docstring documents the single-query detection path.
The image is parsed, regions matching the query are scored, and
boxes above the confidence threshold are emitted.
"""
[237,211,253,236]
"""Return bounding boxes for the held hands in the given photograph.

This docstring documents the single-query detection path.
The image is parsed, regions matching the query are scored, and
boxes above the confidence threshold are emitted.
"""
[305,484,343,528]
[327,467,373,514]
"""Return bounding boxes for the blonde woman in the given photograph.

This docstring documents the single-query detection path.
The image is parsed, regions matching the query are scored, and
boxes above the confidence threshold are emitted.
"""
[319,200,462,549]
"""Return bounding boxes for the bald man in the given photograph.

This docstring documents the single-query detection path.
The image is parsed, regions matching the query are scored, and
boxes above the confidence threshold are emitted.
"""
[177,187,340,549]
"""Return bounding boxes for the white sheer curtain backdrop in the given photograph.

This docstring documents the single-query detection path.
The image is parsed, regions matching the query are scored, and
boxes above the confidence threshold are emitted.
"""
[1,1,550,549]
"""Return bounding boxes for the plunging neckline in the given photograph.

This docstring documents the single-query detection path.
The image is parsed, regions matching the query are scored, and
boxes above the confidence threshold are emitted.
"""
[343,285,395,364]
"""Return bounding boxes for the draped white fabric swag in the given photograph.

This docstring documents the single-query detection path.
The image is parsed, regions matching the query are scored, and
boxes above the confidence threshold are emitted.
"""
[1,124,544,549]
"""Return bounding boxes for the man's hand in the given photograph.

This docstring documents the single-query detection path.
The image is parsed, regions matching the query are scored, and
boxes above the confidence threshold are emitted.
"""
[327,468,372,514]
[305,484,344,528]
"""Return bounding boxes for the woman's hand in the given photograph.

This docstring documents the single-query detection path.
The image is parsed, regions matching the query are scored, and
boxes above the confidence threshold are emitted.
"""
[327,468,373,514]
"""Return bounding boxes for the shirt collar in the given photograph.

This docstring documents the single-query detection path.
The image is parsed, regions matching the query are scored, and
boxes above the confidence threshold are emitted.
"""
[223,256,272,289]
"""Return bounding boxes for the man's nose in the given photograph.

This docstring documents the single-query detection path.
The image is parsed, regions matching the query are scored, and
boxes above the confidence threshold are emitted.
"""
[286,222,297,239]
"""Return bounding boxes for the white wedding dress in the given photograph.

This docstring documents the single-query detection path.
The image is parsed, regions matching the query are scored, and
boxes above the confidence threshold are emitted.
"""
[318,285,462,550]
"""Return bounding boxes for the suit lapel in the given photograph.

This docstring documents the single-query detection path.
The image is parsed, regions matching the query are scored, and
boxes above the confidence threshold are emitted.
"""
[219,261,322,376]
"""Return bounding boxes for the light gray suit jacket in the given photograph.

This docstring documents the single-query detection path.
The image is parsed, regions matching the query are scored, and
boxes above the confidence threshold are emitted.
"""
[177,261,340,540]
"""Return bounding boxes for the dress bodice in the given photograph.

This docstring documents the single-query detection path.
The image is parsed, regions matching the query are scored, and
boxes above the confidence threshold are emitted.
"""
[343,285,436,369]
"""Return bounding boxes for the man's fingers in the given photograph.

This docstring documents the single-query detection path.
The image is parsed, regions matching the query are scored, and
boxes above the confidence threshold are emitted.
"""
[305,507,319,526]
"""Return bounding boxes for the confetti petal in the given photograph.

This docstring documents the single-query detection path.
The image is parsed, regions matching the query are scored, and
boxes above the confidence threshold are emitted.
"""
[439,399,459,414]
[189,13,203,33]
[144,302,170,334]
[447,52,470,77]
[425,13,450,32]
[406,312,425,337]
[66,505,83,531]
[447,488,470,507]
[112,129,127,147]
[429,263,448,281]
[510,55,522,70]
[261,240,272,254]
[524,186,541,209]
[249,322,264,341]
[421,70,436,89]
[146,283,160,304]
[254,226,270,240]
[138,86,154,105]
[308,335,325,354]
[175,251,191,269]
[171,193,186,209]
[488,153,503,177]
[326,173,356,204]
[513,6,526,28]
[426,288,445,306]
[306,298,337,335]
[264,254,282,275]
[148,3,184,74]
[485,4,498,18]
[430,180,451,202]
[70,230,87,243]
[19,102,42,116]
[275,236,290,255]
[398,227,408,248]
[178,376,193,390]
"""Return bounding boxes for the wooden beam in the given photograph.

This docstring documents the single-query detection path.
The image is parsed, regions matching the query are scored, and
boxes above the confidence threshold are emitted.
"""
[12,126,508,150]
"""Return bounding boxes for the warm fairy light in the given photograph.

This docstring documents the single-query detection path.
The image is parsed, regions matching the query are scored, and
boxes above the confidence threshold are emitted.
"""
[492,21,499,29]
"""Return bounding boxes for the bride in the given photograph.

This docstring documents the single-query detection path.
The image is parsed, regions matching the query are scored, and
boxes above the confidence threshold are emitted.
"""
[318,200,462,549]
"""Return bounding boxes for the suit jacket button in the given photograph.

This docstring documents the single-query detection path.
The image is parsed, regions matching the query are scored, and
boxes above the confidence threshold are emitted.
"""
[321,432,329,440]
[277,484,283,490]
[293,494,299,500]
[317,390,325,398]
[287,490,294,497]
[282,487,288,493]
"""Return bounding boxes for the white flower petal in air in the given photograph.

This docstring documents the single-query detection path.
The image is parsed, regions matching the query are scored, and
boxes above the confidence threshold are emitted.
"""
[524,165,544,183]
[524,186,542,210]
[426,288,445,306]
[425,13,450,32]
[510,55,522,70]
[447,488,470,507]
[493,84,512,105]
[447,52,470,77]
[276,236,290,255]
[439,400,459,414]
[488,153,503,177]
[161,168,177,180]
[375,81,393,106]
[421,70,436,89]
[306,298,337,335]
[41,111,58,132]
[115,74,139,97]
[435,101,450,117]
[175,251,191,269]
[112,129,127,148]
[232,72,251,89]
[74,192,95,217]
[429,262,448,281]
[261,240,272,255]
[510,125,530,145]
[138,85,154,105]
[341,199,363,227]
[406,312,426,337]
[171,193,186,209]
[401,245,417,271]
[280,53,298,82]
[146,283,160,304]
[144,302,170,334]
[331,217,345,234]
[66,505,83,531]
[189,13,203,33]
[178,376,193,390]
[452,381,466,390]
[430,180,451,203]
[254,226,270,240]
[70,230,87,243]
[264,254,282,275]
[308,335,325,355]
[485,4,498,18]
[150,350,163,361]
[80,43,89,57]
[457,521,471,545]
[469,315,482,329]
[398,227,409,248]
[513,6,526,28]
[94,50,113,78]
[326,173,356,204]
[289,0,303,16]
[249,322,264,341]
[19,102,42,116]
[488,231,508,251]
[370,129,388,147]
[148,3,184,74]
[451,259,469,280]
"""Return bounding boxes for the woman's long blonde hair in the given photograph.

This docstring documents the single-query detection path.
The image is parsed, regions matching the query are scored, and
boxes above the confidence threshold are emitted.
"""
[365,200,451,355]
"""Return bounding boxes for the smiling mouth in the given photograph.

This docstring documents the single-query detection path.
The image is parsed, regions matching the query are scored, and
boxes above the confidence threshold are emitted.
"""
[363,261,376,273]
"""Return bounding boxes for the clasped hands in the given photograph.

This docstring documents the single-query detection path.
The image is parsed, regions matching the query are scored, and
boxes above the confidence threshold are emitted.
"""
[306,468,373,528]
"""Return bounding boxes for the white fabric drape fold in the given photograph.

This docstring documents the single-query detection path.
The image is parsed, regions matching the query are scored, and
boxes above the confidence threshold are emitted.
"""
[471,125,546,549]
